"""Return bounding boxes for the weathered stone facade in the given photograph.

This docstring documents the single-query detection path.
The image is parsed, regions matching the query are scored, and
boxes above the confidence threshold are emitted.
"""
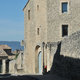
[50,31,80,79]
[23,0,80,74]
[0,45,15,74]
[9,51,24,74]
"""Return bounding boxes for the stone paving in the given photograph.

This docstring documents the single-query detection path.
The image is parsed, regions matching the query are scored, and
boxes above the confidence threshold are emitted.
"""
[0,74,69,80]
[32,74,69,80]
[0,74,37,80]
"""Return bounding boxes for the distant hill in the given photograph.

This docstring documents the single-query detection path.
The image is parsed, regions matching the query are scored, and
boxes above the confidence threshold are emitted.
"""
[0,41,24,51]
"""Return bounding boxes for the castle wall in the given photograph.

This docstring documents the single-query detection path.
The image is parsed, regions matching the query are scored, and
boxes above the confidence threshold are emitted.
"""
[47,42,58,71]
[24,0,36,74]
[23,0,47,74]
[23,0,80,74]
[47,0,80,42]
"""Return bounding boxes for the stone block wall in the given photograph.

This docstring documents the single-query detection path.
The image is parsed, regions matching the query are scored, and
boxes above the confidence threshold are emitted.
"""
[61,31,80,58]
[47,42,58,71]
[9,60,16,74]
[23,0,80,74]
[47,0,80,42]
[49,31,80,80]
[50,53,80,79]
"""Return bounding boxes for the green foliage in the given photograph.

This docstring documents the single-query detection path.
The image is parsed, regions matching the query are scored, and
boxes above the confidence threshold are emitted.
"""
[15,53,19,60]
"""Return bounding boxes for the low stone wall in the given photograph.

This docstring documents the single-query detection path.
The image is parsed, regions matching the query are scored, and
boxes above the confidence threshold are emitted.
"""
[50,54,80,79]
[47,42,58,70]
[50,41,80,80]
[9,60,16,74]
[61,31,80,58]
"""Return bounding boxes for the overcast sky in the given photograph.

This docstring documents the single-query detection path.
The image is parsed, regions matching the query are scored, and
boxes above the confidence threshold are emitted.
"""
[0,0,28,41]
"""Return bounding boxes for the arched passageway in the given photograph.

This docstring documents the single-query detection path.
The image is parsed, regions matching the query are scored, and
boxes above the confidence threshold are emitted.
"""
[38,51,42,73]
[35,45,42,74]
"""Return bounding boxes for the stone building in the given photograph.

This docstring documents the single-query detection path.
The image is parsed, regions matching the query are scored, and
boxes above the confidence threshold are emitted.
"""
[9,50,24,74]
[0,45,15,74]
[23,0,80,74]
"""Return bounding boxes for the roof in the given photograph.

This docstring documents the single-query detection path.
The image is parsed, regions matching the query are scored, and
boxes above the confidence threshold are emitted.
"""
[23,0,30,11]
[0,48,8,57]
[0,45,11,49]
[0,45,14,59]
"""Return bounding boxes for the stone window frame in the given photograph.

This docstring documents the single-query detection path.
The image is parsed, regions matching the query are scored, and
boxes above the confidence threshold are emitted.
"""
[60,0,70,14]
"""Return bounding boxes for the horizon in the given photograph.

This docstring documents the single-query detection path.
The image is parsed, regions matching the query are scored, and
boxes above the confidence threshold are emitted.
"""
[0,41,21,42]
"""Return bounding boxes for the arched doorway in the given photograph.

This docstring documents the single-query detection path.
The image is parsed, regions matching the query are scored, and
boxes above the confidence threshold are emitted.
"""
[35,45,42,74]
[38,51,42,73]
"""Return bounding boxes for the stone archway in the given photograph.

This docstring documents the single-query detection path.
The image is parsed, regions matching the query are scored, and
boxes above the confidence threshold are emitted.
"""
[35,45,42,74]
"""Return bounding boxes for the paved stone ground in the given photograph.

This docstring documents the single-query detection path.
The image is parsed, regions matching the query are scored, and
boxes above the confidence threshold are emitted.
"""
[0,74,69,80]
[32,74,69,80]
[0,74,37,80]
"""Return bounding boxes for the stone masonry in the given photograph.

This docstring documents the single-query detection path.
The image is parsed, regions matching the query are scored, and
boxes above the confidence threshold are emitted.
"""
[23,0,80,74]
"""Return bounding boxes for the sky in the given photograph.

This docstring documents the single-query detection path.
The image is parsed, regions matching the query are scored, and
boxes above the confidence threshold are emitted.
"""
[0,0,28,41]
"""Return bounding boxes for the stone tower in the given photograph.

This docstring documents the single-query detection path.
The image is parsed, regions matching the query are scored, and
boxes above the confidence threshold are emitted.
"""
[23,0,47,74]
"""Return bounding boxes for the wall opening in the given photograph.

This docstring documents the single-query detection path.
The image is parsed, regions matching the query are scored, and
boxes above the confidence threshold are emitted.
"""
[0,60,2,73]
[62,2,68,13]
[35,45,42,73]
[37,5,39,11]
[6,60,9,73]
[28,10,30,20]
[62,25,68,37]
[38,51,42,73]
[37,28,39,35]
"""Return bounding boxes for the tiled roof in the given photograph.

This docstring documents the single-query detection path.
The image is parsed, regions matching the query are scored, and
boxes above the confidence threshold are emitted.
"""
[0,48,8,57]
[0,45,11,49]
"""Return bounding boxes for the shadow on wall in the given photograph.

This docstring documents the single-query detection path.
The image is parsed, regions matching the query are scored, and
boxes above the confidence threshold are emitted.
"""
[50,42,80,80]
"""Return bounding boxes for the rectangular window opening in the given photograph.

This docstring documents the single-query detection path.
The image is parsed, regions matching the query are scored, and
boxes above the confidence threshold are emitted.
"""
[37,28,39,35]
[28,10,30,20]
[37,5,39,11]
[62,2,68,13]
[62,25,68,37]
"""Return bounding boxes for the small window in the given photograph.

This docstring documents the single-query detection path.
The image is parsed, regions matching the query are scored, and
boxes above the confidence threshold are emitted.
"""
[37,5,39,11]
[28,10,30,20]
[37,28,39,35]
[62,2,68,13]
[62,25,68,37]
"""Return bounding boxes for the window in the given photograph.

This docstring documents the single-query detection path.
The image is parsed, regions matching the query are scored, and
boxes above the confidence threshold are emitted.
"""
[37,28,39,35]
[62,25,68,37]
[62,2,68,13]
[28,10,30,20]
[37,5,39,11]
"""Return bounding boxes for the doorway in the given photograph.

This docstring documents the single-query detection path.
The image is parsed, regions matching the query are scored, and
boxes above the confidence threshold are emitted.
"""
[35,45,42,74]
[38,51,42,73]
[0,60,2,73]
